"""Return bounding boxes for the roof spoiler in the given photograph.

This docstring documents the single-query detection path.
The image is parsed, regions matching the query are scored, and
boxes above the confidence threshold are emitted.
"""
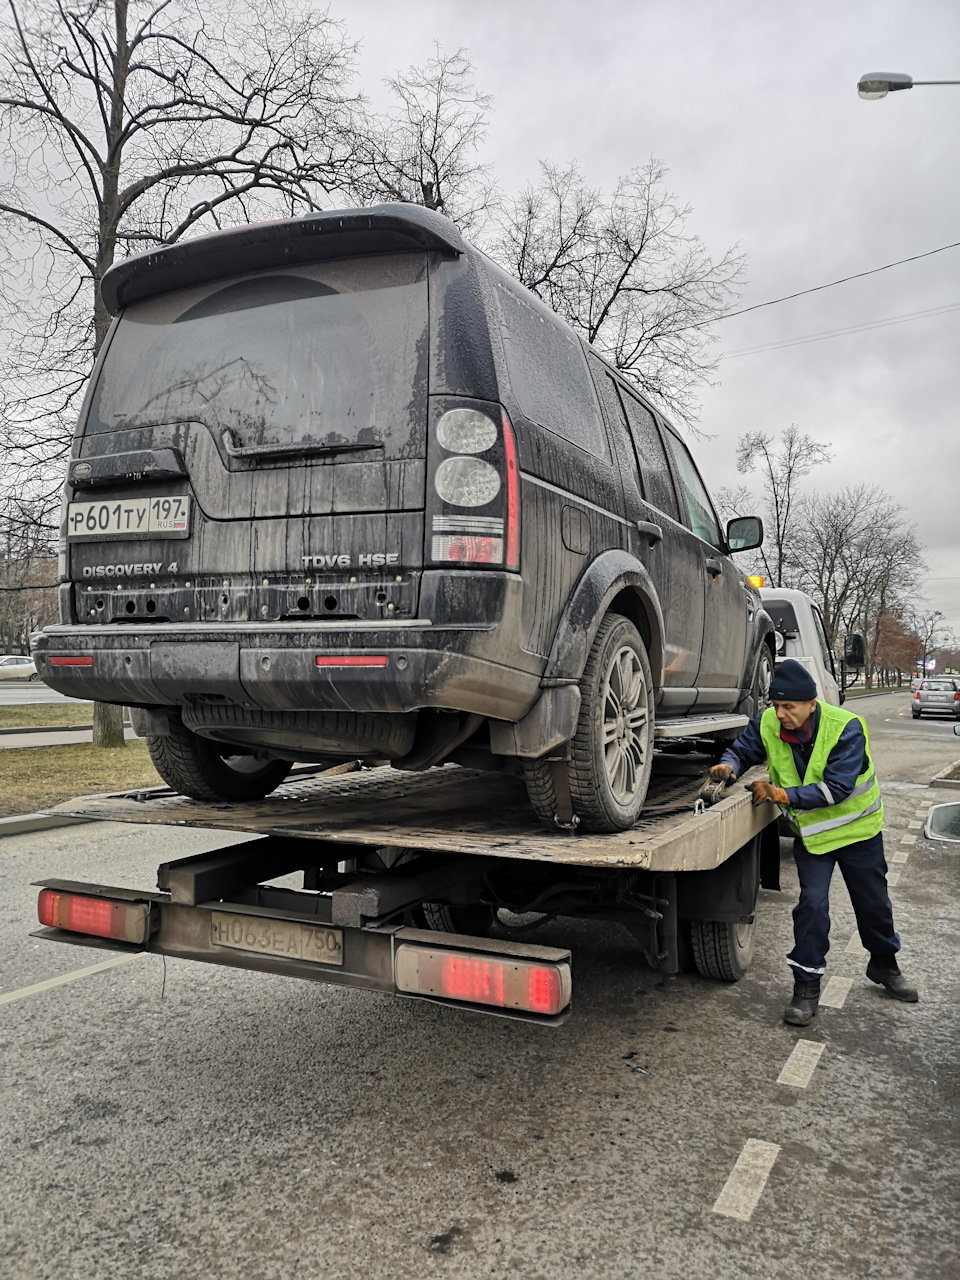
[100,204,465,314]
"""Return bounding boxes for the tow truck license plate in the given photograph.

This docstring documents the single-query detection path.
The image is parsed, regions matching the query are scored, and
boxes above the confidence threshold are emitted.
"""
[210,912,343,966]
[66,496,190,539]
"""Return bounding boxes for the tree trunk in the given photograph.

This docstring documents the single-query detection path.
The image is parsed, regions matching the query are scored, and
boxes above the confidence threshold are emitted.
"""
[93,702,125,748]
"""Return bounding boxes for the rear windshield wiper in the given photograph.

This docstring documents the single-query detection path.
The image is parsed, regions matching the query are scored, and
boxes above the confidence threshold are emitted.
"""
[221,430,383,461]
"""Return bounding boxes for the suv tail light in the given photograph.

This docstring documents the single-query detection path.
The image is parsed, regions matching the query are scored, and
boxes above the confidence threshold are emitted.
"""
[427,404,519,571]
[38,888,151,944]
[954,691,960,702]
[395,943,570,1015]
[914,690,920,700]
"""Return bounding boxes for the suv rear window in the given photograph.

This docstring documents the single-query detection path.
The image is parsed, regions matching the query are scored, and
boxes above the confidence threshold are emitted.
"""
[86,254,429,457]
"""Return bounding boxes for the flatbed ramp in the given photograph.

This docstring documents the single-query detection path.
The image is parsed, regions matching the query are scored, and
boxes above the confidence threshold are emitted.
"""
[49,760,772,872]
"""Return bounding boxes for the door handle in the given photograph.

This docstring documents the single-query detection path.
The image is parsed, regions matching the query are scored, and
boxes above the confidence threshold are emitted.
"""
[636,521,663,546]
[705,557,724,576]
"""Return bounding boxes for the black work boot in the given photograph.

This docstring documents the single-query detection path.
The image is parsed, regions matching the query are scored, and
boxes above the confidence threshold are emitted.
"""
[866,955,919,1003]
[784,979,821,1026]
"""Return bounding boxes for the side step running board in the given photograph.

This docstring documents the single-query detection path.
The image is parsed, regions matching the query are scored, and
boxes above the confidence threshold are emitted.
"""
[655,713,749,740]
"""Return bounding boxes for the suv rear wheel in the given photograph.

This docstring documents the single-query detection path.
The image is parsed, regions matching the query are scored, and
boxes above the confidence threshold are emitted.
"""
[523,613,655,832]
[146,714,292,801]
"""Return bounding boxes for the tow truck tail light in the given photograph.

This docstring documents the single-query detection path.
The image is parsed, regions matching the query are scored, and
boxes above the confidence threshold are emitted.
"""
[38,888,151,944]
[395,944,570,1016]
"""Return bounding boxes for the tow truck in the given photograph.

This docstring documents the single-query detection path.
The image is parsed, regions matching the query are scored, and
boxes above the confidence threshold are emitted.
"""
[31,743,780,1024]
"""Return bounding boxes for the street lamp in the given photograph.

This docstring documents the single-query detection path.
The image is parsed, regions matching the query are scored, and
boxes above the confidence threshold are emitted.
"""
[858,71,960,100]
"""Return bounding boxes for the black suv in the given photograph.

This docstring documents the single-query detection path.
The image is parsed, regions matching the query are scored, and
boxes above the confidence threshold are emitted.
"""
[36,205,772,831]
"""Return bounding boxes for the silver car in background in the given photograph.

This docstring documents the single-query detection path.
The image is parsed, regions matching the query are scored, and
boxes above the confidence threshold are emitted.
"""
[912,678,960,719]
[0,654,39,681]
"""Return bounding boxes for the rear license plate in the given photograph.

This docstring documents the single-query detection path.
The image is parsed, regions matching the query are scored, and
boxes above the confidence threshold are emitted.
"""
[66,496,190,540]
[210,912,343,966]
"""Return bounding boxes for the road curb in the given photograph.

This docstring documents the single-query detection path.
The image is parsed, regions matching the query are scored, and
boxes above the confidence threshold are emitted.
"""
[931,760,960,790]
[0,722,131,736]
[0,812,93,838]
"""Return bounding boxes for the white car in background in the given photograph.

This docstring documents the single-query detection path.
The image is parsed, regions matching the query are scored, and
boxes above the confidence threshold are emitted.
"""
[0,654,39,681]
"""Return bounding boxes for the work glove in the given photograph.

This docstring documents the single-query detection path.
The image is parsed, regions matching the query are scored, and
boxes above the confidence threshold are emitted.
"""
[747,780,789,807]
[708,763,737,784]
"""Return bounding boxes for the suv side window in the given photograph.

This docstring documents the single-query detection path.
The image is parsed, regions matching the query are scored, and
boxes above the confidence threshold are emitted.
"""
[662,429,723,548]
[497,284,610,460]
[616,386,681,522]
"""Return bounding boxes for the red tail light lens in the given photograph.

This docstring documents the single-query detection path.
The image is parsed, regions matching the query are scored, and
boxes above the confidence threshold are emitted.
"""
[38,888,150,943]
[315,655,388,668]
[395,944,570,1016]
[954,691,960,701]
[50,656,94,667]
[914,690,920,699]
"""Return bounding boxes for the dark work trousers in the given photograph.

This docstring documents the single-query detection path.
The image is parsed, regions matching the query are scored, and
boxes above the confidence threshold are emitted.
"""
[787,831,900,978]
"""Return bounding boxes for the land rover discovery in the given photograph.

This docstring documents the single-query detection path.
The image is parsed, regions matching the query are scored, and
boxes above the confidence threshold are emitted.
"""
[36,204,772,831]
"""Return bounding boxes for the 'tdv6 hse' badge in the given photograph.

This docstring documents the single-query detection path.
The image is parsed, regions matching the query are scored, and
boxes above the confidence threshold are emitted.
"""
[302,552,400,569]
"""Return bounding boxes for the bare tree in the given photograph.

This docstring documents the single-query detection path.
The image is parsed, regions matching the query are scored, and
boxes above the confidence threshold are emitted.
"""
[874,610,922,686]
[907,607,949,678]
[490,158,745,426]
[733,425,832,587]
[793,484,925,686]
[0,0,361,742]
[354,45,495,235]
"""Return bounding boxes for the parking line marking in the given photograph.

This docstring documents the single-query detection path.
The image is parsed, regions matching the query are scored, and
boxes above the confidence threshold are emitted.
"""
[777,1040,825,1087]
[845,934,867,955]
[908,821,923,830]
[0,954,142,1006]
[712,1140,781,1220]
[900,835,917,846]
[819,976,854,1009]
[887,870,901,886]
[892,850,910,864]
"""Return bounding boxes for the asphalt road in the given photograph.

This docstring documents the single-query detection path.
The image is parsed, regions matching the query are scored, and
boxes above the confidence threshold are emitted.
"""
[1,691,957,1279]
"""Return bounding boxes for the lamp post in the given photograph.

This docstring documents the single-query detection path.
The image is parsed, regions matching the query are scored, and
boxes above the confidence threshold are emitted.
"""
[858,72,960,99]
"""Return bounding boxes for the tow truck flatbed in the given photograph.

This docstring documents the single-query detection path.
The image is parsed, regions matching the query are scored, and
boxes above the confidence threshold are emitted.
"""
[34,758,779,1022]
[47,759,773,873]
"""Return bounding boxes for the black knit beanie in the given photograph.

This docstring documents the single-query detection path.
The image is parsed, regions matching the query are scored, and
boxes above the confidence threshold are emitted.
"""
[769,658,817,702]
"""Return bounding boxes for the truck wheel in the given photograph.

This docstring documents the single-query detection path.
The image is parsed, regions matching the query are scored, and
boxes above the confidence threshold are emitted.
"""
[146,714,292,801]
[523,613,655,832]
[417,902,496,937]
[690,919,755,981]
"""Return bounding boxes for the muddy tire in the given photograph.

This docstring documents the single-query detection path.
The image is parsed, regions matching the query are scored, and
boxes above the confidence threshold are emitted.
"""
[146,714,292,801]
[739,643,774,721]
[690,919,755,981]
[523,613,655,832]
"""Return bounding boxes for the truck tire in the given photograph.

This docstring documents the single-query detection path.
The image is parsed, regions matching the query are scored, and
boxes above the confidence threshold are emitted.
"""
[417,902,496,937]
[523,613,655,832]
[146,714,292,801]
[690,919,755,981]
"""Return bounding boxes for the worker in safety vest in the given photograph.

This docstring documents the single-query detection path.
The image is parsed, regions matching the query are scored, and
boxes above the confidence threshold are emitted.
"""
[706,658,918,1025]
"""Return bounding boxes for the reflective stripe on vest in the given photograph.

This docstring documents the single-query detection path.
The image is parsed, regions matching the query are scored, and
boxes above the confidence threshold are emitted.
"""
[759,702,884,854]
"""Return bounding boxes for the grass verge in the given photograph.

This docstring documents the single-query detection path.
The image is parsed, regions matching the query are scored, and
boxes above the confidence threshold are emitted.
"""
[0,739,161,819]
[0,702,95,729]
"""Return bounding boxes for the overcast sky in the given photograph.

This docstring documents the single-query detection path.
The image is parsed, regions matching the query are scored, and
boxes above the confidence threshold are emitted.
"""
[337,0,960,631]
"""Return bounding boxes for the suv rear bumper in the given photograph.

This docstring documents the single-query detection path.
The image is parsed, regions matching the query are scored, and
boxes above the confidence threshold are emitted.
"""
[34,622,543,722]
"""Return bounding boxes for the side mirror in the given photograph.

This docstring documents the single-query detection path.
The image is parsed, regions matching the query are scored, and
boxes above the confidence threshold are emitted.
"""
[726,515,763,553]
[843,634,866,667]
